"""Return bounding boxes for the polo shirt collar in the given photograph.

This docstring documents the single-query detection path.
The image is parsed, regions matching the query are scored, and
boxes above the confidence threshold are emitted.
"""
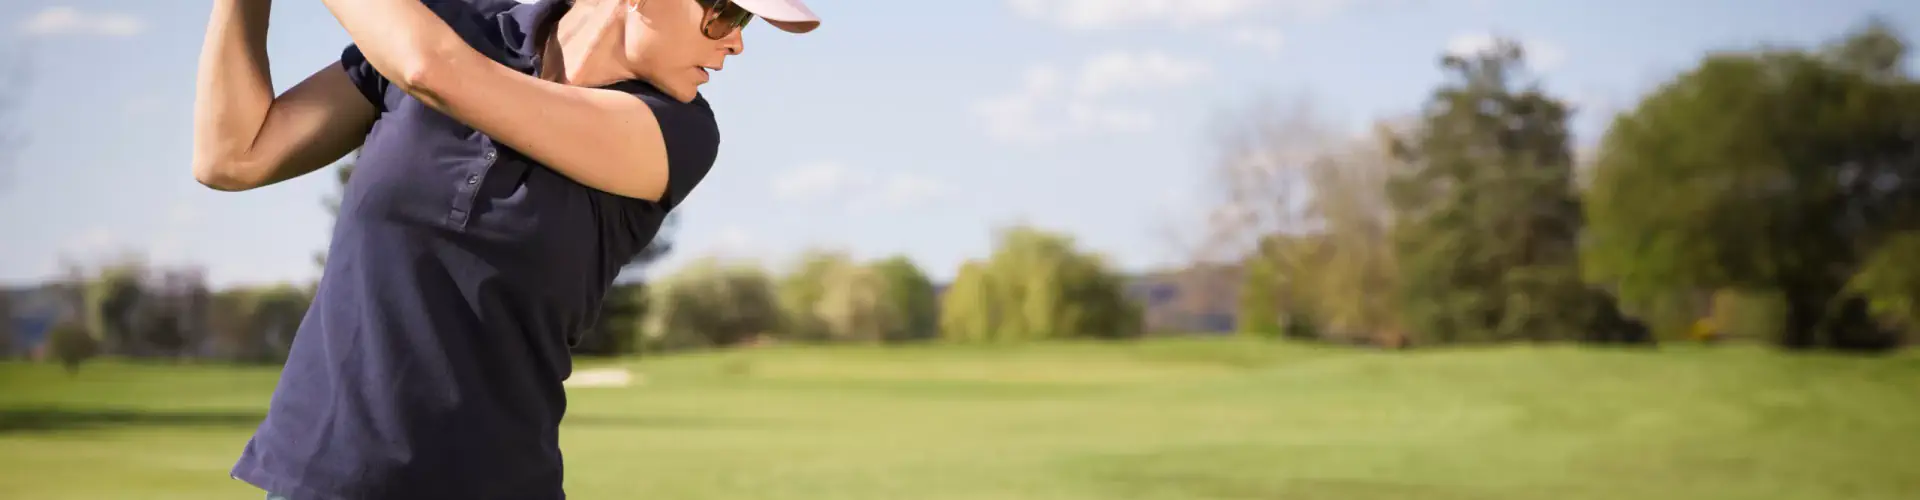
[503,0,571,71]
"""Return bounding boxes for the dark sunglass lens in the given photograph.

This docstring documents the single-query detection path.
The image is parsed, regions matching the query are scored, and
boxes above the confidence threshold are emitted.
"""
[702,0,753,39]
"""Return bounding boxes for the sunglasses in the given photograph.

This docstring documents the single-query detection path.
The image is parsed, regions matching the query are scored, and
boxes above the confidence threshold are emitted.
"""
[693,0,754,40]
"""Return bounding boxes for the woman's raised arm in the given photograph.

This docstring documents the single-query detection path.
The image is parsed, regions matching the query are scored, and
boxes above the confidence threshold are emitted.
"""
[192,0,378,192]
[317,0,679,202]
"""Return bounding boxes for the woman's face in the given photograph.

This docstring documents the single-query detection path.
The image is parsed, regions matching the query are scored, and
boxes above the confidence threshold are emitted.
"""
[621,0,747,103]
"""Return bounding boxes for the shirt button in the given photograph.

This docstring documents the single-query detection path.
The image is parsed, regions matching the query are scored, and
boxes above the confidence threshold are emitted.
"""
[483,150,497,161]
[466,174,479,185]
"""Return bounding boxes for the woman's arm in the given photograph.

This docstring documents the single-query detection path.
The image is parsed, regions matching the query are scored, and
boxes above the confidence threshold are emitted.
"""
[318,0,677,202]
[192,0,378,192]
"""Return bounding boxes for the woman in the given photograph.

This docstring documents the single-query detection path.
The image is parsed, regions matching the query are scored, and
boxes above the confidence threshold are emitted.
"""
[190,0,819,498]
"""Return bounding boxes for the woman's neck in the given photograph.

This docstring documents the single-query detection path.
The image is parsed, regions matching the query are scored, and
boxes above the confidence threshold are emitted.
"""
[544,0,632,87]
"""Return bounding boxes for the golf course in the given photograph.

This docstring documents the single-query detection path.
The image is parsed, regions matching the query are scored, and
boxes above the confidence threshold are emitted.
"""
[2,338,1915,499]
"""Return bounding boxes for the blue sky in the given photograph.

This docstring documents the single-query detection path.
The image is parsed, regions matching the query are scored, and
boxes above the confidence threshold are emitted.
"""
[0,0,1914,288]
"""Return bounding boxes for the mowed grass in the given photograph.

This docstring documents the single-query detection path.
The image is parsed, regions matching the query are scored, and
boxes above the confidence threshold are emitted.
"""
[1,338,1917,499]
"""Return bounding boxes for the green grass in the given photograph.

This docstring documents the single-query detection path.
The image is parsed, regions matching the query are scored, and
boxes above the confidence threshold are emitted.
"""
[2,338,1917,499]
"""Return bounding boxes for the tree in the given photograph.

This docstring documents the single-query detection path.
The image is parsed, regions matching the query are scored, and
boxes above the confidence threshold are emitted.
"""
[1851,231,1920,340]
[1234,233,1327,340]
[772,250,914,343]
[1386,37,1621,345]
[130,266,211,358]
[81,256,147,355]
[812,262,900,343]
[1584,21,1919,351]
[0,290,14,358]
[871,256,938,342]
[1203,96,1412,344]
[250,286,312,362]
[776,250,854,341]
[937,261,999,343]
[46,320,97,375]
[937,225,1142,342]
[642,258,783,351]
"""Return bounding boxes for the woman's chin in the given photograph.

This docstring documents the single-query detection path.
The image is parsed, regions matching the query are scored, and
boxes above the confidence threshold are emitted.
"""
[663,83,700,103]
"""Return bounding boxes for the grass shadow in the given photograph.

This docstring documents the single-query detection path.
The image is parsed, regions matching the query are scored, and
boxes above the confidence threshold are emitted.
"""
[0,406,265,434]
[561,413,763,429]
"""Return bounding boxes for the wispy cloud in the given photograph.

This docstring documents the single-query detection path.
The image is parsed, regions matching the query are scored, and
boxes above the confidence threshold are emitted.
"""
[19,7,145,38]
[973,50,1211,143]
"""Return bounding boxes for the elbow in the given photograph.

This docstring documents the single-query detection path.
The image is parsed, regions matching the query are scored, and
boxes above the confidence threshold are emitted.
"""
[391,51,449,105]
[192,157,261,192]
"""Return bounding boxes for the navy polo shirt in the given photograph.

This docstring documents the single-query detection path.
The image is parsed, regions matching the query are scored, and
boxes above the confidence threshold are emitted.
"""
[229,0,719,498]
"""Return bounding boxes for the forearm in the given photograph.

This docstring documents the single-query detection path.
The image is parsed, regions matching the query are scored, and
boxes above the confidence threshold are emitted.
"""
[191,0,276,186]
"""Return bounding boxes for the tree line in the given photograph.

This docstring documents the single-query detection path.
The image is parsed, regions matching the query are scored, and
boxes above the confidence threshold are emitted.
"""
[7,221,1144,372]
[1211,17,1917,352]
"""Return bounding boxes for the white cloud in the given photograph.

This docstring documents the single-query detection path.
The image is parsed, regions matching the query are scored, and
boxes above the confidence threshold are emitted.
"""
[770,161,951,211]
[1006,0,1356,31]
[19,7,145,38]
[973,50,1211,143]
[1228,27,1286,55]
[1445,32,1566,71]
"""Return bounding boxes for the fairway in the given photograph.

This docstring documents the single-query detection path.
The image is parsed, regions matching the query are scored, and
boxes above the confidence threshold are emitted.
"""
[2,339,1916,499]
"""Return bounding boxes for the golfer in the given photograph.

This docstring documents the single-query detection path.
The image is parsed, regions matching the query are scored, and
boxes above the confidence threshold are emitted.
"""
[190,0,818,498]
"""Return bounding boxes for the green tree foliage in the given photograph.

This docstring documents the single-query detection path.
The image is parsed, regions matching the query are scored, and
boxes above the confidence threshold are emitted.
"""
[46,320,97,375]
[1234,254,1284,338]
[81,258,146,353]
[1849,231,1920,340]
[252,286,312,363]
[777,252,933,343]
[871,256,938,342]
[776,250,855,341]
[1235,234,1324,340]
[1584,20,1919,351]
[937,225,1142,342]
[938,261,998,342]
[1205,98,1407,344]
[0,291,14,358]
[643,258,782,351]
[1708,290,1787,342]
[812,261,900,343]
[203,285,312,363]
[1386,37,1621,345]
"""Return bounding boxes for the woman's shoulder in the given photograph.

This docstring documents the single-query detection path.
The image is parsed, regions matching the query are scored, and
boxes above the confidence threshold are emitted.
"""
[607,80,719,140]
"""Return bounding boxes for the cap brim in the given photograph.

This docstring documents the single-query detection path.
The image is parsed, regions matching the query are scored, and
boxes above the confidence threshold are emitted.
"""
[734,0,820,34]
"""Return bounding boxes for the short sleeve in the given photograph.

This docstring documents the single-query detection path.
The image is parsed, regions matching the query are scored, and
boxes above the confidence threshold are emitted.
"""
[631,88,721,211]
[339,45,391,112]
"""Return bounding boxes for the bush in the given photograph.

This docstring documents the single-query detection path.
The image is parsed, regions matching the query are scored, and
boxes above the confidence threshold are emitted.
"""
[937,225,1142,342]
[643,258,782,351]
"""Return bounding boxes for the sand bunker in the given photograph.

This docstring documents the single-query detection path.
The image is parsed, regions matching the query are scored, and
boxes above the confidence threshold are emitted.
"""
[564,367,641,388]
